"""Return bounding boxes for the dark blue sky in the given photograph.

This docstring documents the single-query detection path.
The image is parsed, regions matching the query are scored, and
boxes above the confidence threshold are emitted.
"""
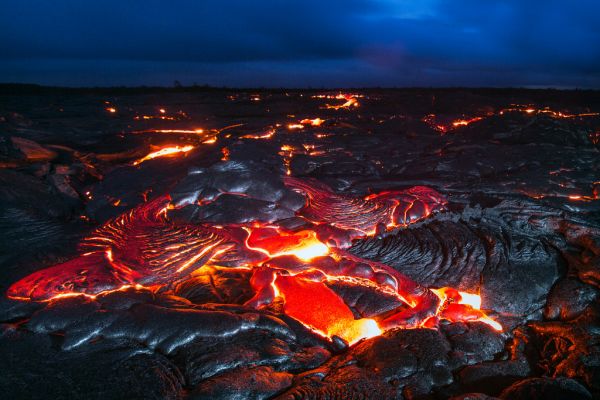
[1,0,599,88]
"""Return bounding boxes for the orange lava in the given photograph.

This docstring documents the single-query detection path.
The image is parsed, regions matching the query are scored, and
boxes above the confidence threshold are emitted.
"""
[430,287,502,331]
[8,145,504,346]
[424,106,598,134]
[132,145,195,165]
[275,274,381,345]
[325,96,359,110]
[245,227,329,261]
[132,129,205,135]
[452,117,483,127]
[300,118,325,126]
[241,129,276,140]
[132,110,188,121]
[567,194,598,202]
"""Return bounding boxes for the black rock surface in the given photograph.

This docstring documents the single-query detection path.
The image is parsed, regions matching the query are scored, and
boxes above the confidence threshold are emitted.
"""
[1,87,599,399]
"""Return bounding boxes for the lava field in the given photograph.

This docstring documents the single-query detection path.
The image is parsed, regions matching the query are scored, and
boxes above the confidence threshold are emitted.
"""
[1,87,599,399]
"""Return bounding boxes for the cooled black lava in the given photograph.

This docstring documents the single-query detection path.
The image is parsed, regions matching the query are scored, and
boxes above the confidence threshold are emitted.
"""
[0,88,599,400]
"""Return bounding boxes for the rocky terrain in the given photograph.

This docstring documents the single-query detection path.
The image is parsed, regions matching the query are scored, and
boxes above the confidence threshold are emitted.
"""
[0,86,599,399]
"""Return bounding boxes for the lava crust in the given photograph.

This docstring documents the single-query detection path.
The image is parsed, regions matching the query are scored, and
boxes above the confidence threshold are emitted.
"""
[1,87,599,399]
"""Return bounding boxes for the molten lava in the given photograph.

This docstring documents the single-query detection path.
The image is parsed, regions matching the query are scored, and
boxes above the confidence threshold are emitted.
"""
[430,288,502,331]
[132,145,195,165]
[325,95,360,110]
[284,177,447,237]
[132,129,205,135]
[300,118,325,126]
[424,105,599,134]
[241,129,276,140]
[246,227,329,261]
[275,274,381,345]
[7,174,501,346]
[452,117,483,127]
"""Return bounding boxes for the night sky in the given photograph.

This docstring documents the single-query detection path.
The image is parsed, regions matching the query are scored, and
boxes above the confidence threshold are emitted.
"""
[2,0,599,88]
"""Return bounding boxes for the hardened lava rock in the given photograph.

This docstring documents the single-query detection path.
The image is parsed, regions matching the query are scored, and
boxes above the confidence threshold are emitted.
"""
[349,201,565,317]
[168,160,306,224]
[1,88,600,399]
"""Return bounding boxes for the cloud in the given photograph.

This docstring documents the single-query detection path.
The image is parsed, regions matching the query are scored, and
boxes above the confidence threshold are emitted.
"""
[1,0,599,87]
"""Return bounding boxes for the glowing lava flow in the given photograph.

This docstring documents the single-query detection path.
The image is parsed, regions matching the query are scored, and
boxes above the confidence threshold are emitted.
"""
[287,118,326,130]
[314,93,362,110]
[424,106,599,134]
[275,274,381,345]
[284,177,447,237]
[133,109,188,121]
[132,129,205,135]
[132,145,195,165]
[429,288,502,331]
[7,176,502,346]
[300,118,325,126]
[245,227,329,261]
[325,95,360,110]
[452,117,483,127]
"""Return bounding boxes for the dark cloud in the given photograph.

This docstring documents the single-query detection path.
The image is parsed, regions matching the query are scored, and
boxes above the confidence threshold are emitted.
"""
[1,0,599,87]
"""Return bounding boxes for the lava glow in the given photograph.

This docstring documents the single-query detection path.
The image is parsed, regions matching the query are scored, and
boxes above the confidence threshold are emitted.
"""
[241,129,276,140]
[452,117,483,127]
[430,287,502,331]
[313,93,362,110]
[8,149,502,347]
[245,227,329,261]
[423,106,599,134]
[132,129,205,135]
[275,274,381,345]
[133,110,188,121]
[499,106,599,119]
[325,96,360,110]
[590,131,600,145]
[300,118,325,126]
[132,145,195,165]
